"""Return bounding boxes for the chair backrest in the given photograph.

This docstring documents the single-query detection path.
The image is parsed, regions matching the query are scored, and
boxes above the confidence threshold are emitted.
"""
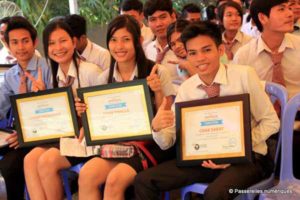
[265,82,288,165]
[280,93,300,181]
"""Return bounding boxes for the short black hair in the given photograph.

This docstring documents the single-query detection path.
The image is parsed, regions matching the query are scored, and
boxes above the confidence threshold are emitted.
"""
[250,0,288,32]
[4,16,37,45]
[0,17,11,25]
[205,5,217,21]
[181,21,222,49]
[64,14,87,38]
[120,0,143,13]
[218,1,243,25]
[167,19,190,48]
[144,0,173,19]
[181,3,201,19]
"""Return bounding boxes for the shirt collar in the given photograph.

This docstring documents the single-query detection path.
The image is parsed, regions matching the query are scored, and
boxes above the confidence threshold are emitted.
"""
[15,54,39,75]
[256,34,295,55]
[222,30,243,43]
[56,60,77,82]
[112,62,138,82]
[193,63,228,87]
[153,39,168,52]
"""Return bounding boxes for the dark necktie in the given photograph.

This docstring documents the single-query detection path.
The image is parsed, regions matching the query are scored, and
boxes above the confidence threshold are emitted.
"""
[19,72,27,94]
[199,83,220,98]
[59,76,75,87]
[156,47,169,64]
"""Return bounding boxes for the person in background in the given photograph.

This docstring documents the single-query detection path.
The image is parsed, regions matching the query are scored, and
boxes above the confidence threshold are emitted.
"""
[288,0,300,35]
[0,17,17,64]
[120,0,154,49]
[180,3,202,22]
[65,14,111,71]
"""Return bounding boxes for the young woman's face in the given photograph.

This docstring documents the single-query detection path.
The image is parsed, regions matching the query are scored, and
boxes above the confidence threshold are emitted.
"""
[108,27,136,64]
[222,6,242,31]
[170,31,186,58]
[48,28,76,65]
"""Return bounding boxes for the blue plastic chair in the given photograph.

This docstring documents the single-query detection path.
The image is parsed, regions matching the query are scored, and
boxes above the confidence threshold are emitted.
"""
[181,82,288,200]
[61,162,84,200]
[259,93,300,199]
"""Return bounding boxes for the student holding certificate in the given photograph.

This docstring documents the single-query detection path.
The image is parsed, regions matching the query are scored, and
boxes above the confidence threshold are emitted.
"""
[134,21,280,200]
[0,16,52,200]
[74,15,176,200]
[23,19,102,200]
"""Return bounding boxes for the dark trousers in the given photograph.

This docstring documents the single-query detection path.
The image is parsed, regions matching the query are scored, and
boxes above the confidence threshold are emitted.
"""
[134,153,273,200]
[0,147,31,200]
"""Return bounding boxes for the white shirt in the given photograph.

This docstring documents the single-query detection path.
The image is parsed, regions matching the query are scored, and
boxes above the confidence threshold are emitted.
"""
[145,39,180,83]
[141,23,154,50]
[81,39,111,71]
[222,30,253,56]
[153,63,280,156]
[98,63,176,97]
[233,33,300,99]
[56,60,102,97]
[241,13,261,38]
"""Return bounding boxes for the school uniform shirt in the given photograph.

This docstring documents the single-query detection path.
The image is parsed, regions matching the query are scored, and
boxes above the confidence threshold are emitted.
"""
[145,39,181,84]
[98,63,176,97]
[0,54,52,119]
[141,23,154,50]
[233,33,300,99]
[80,39,111,71]
[222,30,253,56]
[56,60,102,97]
[153,63,280,156]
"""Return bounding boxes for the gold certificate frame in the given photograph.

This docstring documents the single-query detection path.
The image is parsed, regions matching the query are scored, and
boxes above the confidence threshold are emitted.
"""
[175,94,252,166]
[10,87,78,147]
[77,79,153,146]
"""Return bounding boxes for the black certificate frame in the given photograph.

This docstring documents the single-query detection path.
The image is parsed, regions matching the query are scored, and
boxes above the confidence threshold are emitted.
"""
[176,94,252,167]
[77,79,154,146]
[10,87,79,147]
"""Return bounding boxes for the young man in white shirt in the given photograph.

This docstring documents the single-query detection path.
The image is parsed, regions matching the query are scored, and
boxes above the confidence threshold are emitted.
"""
[180,3,202,22]
[143,0,180,85]
[134,21,279,200]
[119,0,154,49]
[65,14,110,71]
[0,17,17,64]
[233,0,300,100]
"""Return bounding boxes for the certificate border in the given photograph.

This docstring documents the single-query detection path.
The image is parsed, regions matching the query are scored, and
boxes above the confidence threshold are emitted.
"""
[175,94,252,166]
[10,87,79,147]
[77,79,153,145]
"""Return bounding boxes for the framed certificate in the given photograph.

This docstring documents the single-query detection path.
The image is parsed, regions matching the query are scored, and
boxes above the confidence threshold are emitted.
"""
[77,79,153,146]
[176,94,252,166]
[10,87,79,147]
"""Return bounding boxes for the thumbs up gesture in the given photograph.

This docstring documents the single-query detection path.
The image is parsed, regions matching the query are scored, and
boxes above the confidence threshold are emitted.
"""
[147,64,162,92]
[152,97,174,132]
[25,67,46,92]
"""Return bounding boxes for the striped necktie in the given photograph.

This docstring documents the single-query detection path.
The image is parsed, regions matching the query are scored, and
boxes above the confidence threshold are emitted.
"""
[199,83,220,98]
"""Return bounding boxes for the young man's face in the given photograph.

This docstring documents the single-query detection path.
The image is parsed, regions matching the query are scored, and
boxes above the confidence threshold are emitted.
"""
[185,12,201,22]
[8,28,36,64]
[260,3,294,33]
[121,9,144,27]
[289,0,300,21]
[186,35,224,84]
[147,10,175,40]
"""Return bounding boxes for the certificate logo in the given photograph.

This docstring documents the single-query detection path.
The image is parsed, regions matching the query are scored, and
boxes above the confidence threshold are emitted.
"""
[193,144,207,150]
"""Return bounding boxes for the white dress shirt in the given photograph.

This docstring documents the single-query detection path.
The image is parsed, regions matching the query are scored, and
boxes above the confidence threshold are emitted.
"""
[222,30,253,56]
[141,23,154,50]
[153,63,280,156]
[56,60,102,97]
[81,39,111,71]
[233,33,300,99]
[145,39,180,84]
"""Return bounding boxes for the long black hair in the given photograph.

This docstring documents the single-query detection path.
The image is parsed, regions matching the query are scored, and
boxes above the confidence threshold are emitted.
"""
[106,15,154,83]
[43,19,80,88]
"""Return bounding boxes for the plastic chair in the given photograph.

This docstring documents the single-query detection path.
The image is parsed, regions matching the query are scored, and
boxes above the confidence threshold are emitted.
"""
[181,82,288,200]
[61,162,84,200]
[259,93,300,199]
